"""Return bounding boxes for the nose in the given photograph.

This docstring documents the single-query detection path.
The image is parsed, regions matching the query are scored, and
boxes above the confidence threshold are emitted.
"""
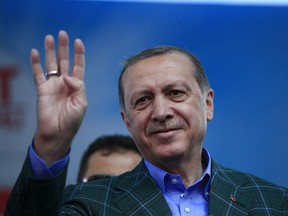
[151,96,174,122]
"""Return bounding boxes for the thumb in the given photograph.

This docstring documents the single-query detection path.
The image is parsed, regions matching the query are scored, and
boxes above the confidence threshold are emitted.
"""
[63,76,84,92]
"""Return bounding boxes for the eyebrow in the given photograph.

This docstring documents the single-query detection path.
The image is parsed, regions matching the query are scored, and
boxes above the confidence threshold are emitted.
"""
[162,80,192,92]
[129,80,192,105]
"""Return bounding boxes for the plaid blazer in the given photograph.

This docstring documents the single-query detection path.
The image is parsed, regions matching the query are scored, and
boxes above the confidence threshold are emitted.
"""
[5,156,288,216]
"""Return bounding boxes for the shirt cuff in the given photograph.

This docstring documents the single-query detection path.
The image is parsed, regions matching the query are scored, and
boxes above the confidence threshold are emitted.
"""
[28,141,70,179]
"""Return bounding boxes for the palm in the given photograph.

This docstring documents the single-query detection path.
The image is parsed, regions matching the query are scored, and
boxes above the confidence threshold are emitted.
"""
[37,76,85,140]
[31,31,86,165]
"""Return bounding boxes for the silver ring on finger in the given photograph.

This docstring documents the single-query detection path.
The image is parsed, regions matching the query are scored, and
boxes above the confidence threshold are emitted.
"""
[46,70,60,78]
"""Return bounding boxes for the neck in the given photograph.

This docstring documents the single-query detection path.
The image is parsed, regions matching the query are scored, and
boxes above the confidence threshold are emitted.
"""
[154,147,205,187]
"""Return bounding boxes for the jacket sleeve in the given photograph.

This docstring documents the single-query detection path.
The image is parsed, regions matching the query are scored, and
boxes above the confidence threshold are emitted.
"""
[5,154,68,216]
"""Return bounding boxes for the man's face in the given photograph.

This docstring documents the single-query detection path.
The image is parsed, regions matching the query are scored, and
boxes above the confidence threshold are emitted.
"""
[83,150,142,181]
[121,52,214,167]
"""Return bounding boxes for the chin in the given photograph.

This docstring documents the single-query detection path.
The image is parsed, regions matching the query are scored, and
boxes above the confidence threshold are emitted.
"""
[155,149,185,161]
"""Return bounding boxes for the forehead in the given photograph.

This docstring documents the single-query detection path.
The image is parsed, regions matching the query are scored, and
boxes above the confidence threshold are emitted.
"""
[122,52,195,82]
[85,150,141,176]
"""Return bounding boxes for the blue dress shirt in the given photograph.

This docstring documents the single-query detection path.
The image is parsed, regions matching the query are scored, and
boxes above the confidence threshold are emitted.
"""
[28,141,69,178]
[29,141,211,215]
[144,148,211,216]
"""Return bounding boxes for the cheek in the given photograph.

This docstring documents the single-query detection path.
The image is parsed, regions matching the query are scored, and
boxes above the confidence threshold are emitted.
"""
[180,102,206,126]
[129,111,153,148]
[127,112,146,135]
[131,114,147,134]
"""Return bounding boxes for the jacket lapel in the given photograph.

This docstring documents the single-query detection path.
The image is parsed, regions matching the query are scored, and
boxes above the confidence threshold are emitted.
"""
[114,161,172,216]
[112,159,255,215]
[209,160,253,216]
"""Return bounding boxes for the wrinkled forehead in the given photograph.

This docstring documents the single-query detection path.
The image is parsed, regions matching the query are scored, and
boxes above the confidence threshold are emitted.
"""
[122,52,196,79]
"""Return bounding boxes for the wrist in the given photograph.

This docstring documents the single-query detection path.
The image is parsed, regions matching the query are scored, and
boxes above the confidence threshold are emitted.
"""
[34,135,71,166]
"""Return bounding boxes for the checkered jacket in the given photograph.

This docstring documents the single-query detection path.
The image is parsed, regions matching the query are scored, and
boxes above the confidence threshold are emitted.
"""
[6,156,288,215]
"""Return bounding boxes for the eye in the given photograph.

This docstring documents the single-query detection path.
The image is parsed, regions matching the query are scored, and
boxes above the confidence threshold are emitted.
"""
[169,90,183,96]
[168,90,187,101]
[169,90,182,97]
[135,96,151,109]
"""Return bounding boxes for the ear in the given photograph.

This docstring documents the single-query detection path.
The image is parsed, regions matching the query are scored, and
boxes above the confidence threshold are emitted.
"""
[205,88,214,121]
[121,111,132,134]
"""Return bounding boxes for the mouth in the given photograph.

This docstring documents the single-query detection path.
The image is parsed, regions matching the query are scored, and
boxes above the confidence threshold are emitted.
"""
[149,129,182,142]
[151,128,178,134]
[149,128,183,140]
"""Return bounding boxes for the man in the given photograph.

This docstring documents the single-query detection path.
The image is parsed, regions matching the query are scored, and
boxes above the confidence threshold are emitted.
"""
[77,134,142,183]
[5,31,288,215]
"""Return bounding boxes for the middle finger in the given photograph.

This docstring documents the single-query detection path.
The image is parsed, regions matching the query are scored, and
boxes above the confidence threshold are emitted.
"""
[58,30,69,76]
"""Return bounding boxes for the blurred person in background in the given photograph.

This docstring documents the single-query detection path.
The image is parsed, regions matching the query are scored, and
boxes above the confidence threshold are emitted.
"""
[77,134,142,183]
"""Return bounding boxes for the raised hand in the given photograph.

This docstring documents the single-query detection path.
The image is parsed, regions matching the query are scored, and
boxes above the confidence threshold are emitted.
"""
[31,30,87,166]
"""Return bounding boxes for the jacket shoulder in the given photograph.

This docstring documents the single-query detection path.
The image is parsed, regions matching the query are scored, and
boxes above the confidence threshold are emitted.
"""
[212,159,287,191]
[210,159,288,214]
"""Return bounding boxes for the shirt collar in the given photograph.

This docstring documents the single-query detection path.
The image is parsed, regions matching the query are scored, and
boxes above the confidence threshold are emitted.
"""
[144,148,211,197]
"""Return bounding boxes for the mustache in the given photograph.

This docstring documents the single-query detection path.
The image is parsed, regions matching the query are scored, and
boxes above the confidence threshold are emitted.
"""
[146,119,187,135]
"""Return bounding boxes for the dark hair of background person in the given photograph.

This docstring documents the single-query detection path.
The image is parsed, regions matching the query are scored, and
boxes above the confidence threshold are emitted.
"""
[118,45,211,110]
[77,134,141,183]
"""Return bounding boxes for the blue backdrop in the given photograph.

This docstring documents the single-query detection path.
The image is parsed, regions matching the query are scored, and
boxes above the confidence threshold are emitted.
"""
[0,1,287,187]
